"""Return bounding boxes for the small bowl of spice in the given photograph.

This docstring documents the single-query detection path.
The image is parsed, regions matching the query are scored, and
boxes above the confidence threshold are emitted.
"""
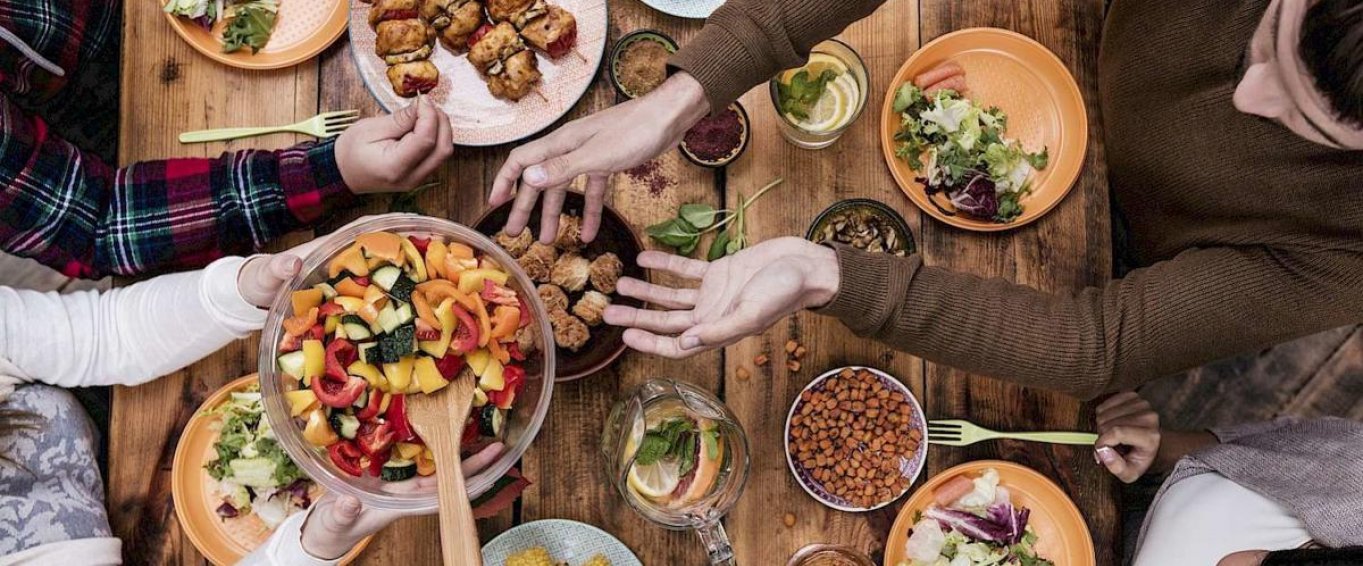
[680,102,750,168]
[806,199,914,256]
[785,366,926,512]
[610,30,678,98]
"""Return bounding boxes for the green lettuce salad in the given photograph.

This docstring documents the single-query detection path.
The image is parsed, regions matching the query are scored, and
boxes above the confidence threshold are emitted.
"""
[892,83,1049,223]
[206,386,313,527]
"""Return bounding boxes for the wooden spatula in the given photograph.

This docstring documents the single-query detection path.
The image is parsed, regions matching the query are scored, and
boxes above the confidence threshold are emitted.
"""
[406,373,483,566]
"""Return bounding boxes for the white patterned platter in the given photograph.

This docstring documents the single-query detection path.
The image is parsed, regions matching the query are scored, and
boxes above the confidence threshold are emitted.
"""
[349,0,608,146]
[636,0,724,19]
[482,519,643,565]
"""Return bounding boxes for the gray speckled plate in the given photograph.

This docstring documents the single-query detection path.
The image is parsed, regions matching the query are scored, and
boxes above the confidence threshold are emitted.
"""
[482,519,643,565]
[636,0,724,19]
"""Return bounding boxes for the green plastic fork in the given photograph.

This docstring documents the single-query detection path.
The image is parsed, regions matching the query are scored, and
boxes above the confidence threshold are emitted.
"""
[927,419,1098,447]
[178,110,360,143]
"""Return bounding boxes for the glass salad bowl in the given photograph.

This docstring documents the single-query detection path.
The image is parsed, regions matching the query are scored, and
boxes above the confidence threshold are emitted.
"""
[259,214,555,512]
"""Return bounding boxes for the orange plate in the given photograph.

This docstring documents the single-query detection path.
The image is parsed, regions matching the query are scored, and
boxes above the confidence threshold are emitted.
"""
[161,0,348,70]
[883,460,1095,566]
[879,28,1088,232]
[171,375,370,565]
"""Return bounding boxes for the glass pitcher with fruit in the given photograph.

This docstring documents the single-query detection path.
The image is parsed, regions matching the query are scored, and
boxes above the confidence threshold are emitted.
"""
[601,380,750,565]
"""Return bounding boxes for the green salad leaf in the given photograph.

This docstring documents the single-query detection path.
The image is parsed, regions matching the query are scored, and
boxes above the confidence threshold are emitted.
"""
[222,1,279,54]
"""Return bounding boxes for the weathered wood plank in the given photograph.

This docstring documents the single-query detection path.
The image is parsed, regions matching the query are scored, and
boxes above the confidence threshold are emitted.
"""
[917,0,1117,563]
[111,1,320,563]
[723,1,923,564]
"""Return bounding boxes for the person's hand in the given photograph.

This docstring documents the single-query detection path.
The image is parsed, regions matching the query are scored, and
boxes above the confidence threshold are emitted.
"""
[1094,392,1161,483]
[490,73,710,243]
[334,97,454,194]
[238,254,304,308]
[1219,551,1270,566]
[603,238,840,358]
[299,442,504,560]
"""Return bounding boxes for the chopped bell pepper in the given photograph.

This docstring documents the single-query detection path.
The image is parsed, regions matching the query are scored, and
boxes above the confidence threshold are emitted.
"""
[356,420,396,457]
[451,303,480,354]
[334,277,370,298]
[413,357,449,394]
[434,351,465,380]
[487,338,510,365]
[425,240,448,280]
[327,440,364,476]
[291,289,324,317]
[419,299,457,358]
[285,389,320,417]
[490,305,520,342]
[347,361,387,390]
[312,374,367,409]
[283,307,320,337]
[458,268,510,295]
[302,340,325,381]
[412,289,440,329]
[385,394,416,442]
[400,236,428,282]
[324,339,357,382]
[357,389,385,420]
[304,407,340,447]
[472,295,492,348]
[382,357,415,391]
[481,279,519,306]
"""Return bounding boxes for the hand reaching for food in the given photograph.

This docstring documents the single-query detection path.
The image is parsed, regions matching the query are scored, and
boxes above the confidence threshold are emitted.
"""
[490,73,710,243]
[602,238,840,358]
[299,443,504,560]
[334,98,454,193]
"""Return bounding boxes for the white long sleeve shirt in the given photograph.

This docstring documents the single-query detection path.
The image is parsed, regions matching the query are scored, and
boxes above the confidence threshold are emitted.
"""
[0,257,345,566]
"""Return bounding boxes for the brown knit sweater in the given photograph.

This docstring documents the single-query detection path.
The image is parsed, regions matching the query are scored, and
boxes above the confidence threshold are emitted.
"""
[671,0,1363,399]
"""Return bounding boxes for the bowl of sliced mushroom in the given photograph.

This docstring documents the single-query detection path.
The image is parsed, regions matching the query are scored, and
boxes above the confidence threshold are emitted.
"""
[806,199,915,257]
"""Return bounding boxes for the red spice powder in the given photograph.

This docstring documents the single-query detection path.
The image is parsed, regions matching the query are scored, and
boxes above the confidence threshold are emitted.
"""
[625,158,675,196]
[683,107,743,163]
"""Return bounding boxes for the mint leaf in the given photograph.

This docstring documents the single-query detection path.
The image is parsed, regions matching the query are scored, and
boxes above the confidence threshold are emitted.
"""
[634,432,671,466]
[706,231,730,261]
[679,204,721,229]
[778,69,839,120]
[645,218,699,249]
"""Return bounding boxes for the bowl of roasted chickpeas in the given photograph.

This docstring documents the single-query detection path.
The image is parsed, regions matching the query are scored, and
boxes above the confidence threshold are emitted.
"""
[475,192,645,381]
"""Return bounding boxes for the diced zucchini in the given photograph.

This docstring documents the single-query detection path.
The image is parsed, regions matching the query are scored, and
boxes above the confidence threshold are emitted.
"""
[380,458,417,482]
[379,324,416,363]
[314,282,339,300]
[357,342,380,365]
[388,273,416,303]
[377,303,401,334]
[395,303,415,326]
[372,266,402,292]
[342,315,373,340]
[277,351,307,380]
[478,405,505,437]
[329,412,360,439]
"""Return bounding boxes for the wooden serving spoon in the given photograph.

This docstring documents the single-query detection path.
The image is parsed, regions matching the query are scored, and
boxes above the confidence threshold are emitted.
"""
[406,372,483,566]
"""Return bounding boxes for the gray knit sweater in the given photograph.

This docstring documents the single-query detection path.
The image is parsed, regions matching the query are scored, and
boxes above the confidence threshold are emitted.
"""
[1140,417,1363,549]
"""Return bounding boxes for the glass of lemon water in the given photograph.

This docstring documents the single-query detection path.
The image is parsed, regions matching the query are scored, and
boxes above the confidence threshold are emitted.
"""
[770,39,869,149]
[601,380,750,565]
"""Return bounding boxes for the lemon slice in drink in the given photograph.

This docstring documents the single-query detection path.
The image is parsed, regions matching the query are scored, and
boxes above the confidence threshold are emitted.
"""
[629,459,681,501]
[795,81,852,133]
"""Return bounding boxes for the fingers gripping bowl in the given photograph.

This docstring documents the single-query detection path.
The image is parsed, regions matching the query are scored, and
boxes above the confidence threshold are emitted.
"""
[259,214,555,512]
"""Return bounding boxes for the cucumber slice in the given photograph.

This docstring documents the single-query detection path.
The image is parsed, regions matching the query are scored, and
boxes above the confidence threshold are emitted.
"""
[357,342,380,365]
[388,274,416,303]
[394,303,415,326]
[314,282,339,300]
[277,351,307,380]
[342,318,373,341]
[329,412,360,439]
[477,405,505,437]
[377,304,400,334]
[378,324,416,363]
[380,458,417,482]
[372,266,402,292]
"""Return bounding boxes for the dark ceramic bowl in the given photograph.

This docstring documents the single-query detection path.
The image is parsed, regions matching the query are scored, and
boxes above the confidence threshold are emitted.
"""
[679,102,751,168]
[474,192,645,381]
[609,29,679,99]
[805,198,916,256]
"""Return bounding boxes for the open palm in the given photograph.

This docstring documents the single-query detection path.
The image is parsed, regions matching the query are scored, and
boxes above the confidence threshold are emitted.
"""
[604,238,840,358]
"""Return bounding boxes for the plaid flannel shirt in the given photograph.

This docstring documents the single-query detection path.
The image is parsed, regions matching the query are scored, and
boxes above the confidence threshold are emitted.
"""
[0,0,354,278]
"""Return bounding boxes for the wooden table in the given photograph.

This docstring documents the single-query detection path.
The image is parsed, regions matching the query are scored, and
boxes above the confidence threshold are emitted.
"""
[112,0,1115,564]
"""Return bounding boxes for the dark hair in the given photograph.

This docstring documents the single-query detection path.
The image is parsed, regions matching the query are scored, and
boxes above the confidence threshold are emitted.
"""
[1300,0,1363,127]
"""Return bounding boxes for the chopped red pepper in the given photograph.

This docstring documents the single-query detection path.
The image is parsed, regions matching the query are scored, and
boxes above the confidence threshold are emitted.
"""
[408,236,431,255]
[415,318,441,341]
[352,276,371,287]
[516,296,531,329]
[385,394,416,442]
[434,354,465,380]
[482,279,518,306]
[357,389,384,420]
[367,448,391,477]
[307,323,326,341]
[324,339,357,382]
[318,301,346,317]
[461,417,479,446]
[312,374,367,409]
[507,342,526,362]
[279,333,301,353]
[451,304,479,354]
[328,441,364,477]
[487,365,525,410]
[357,420,396,457]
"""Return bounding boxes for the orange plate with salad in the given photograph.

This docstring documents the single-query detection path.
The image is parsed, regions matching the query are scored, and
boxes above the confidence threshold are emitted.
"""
[884,460,1094,566]
[172,375,370,565]
[161,0,349,69]
[258,214,555,512]
[879,28,1087,232]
